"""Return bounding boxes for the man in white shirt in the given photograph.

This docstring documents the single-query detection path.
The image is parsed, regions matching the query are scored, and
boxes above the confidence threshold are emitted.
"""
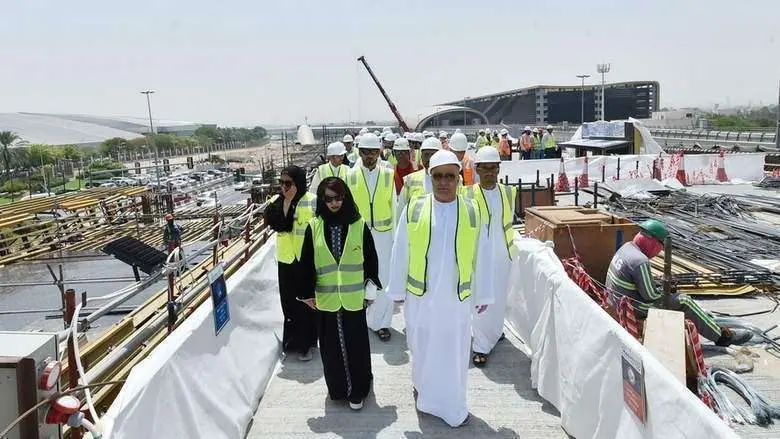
[309,142,349,193]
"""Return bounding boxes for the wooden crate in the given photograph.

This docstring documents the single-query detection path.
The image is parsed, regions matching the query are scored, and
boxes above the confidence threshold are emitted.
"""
[525,206,640,283]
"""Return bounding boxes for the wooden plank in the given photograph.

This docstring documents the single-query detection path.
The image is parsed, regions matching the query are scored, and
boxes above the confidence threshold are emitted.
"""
[643,309,686,385]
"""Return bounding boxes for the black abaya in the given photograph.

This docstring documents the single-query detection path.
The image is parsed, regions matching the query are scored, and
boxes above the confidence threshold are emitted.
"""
[318,308,373,402]
[277,261,318,354]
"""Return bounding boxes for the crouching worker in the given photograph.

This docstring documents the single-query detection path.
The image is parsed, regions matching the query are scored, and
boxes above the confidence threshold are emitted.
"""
[297,177,381,410]
[606,219,752,346]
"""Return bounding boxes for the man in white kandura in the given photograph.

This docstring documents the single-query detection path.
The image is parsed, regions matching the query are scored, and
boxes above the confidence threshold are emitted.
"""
[464,147,518,367]
[309,141,349,192]
[388,149,493,427]
[346,132,397,341]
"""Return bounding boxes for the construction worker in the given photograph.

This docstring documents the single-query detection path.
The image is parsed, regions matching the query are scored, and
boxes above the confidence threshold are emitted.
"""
[498,129,511,161]
[263,165,318,360]
[449,132,475,185]
[519,126,532,160]
[465,147,517,367]
[475,129,490,150]
[423,130,433,139]
[346,132,396,342]
[531,128,544,160]
[388,149,492,427]
[162,213,182,252]
[606,219,753,346]
[343,134,359,167]
[397,136,441,218]
[542,125,558,159]
[309,142,349,193]
[439,131,449,150]
[392,137,419,194]
[408,132,424,168]
[490,130,500,147]
[383,133,398,166]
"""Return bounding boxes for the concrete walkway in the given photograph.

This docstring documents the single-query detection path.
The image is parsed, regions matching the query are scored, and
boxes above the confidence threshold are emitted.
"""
[248,309,567,439]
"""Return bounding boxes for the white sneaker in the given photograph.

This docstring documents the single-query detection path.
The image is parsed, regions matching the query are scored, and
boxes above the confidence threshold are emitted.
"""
[298,349,313,361]
[349,400,363,410]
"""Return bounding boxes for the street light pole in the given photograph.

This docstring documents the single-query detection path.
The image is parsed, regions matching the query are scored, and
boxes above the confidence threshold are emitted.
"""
[140,90,161,192]
[576,74,591,124]
[596,64,611,121]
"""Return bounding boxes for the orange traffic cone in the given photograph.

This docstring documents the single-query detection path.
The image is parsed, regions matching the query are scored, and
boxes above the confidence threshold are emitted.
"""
[578,156,590,188]
[715,149,729,183]
[675,153,689,186]
[555,158,570,192]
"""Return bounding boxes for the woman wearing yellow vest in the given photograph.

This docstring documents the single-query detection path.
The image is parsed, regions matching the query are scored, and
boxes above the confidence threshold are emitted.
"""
[298,177,381,410]
[263,165,318,361]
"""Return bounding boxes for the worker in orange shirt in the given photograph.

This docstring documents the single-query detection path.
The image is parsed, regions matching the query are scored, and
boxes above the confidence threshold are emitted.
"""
[498,129,511,161]
[519,126,533,160]
[449,132,476,185]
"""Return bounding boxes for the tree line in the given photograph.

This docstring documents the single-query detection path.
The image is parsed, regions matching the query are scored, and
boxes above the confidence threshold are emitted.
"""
[707,105,778,130]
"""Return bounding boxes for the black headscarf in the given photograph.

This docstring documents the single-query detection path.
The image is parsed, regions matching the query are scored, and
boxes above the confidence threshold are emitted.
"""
[315,177,360,225]
[280,165,307,204]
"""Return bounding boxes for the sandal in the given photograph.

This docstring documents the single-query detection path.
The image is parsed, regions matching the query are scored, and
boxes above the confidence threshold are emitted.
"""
[376,328,391,341]
[472,353,488,368]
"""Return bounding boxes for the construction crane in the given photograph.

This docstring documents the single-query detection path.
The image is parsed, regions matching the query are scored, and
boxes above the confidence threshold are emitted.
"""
[357,55,411,132]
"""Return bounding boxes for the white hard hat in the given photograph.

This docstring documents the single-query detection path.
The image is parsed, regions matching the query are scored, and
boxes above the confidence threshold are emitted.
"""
[429,150,462,171]
[393,137,410,151]
[373,130,381,137]
[384,133,398,142]
[342,134,354,143]
[359,133,381,149]
[532,128,539,133]
[355,135,362,144]
[403,132,411,139]
[474,146,501,164]
[478,128,486,134]
[359,127,369,135]
[500,128,509,135]
[454,128,462,133]
[327,142,346,156]
[420,137,442,151]
[423,131,433,138]
[412,133,425,143]
[546,125,554,130]
[439,131,447,138]
[524,126,531,132]
[449,132,468,152]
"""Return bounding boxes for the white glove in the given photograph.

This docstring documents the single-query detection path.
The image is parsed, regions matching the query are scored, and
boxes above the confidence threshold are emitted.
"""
[364,282,378,301]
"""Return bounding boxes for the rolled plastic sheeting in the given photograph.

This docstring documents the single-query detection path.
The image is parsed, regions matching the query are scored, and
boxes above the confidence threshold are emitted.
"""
[101,237,283,439]
[504,237,738,439]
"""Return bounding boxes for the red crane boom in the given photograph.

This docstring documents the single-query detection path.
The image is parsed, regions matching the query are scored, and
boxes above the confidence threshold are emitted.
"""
[357,55,411,132]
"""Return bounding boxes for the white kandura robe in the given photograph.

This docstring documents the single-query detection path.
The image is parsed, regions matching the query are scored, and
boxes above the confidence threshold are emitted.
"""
[388,199,493,427]
[471,187,514,354]
[358,164,397,331]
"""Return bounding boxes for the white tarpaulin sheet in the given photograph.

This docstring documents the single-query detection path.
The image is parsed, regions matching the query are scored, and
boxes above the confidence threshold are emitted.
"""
[101,237,283,439]
[505,238,738,439]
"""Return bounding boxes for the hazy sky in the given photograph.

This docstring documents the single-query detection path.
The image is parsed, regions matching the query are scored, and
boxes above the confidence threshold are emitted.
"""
[2,0,778,127]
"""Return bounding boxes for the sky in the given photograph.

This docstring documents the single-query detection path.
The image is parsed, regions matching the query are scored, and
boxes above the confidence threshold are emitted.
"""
[1,0,779,127]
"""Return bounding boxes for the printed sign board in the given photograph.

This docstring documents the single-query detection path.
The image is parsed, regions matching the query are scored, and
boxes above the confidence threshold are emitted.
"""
[208,265,230,335]
[621,345,647,424]
[583,121,626,139]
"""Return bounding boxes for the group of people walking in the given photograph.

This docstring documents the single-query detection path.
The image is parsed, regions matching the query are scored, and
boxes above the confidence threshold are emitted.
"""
[263,127,519,426]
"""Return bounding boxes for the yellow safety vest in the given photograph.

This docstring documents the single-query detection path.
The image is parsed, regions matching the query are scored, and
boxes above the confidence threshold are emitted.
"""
[401,169,427,205]
[543,134,557,150]
[310,217,365,312]
[348,167,395,232]
[532,136,543,151]
[406,194,480,301]
[317,163,348,181]
[463,183,518,260]
[274,192,316,264]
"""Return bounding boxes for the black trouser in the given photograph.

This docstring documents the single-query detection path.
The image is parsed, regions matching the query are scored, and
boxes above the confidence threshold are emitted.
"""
[277,261,318,354]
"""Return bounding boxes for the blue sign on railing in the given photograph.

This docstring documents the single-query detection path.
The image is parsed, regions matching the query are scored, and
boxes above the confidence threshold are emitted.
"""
[208,265,230,335]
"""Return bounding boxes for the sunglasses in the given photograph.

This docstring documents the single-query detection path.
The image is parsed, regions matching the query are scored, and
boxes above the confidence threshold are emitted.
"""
[279,179,293,188]
[431,173,459,182]
[324,194,344,203]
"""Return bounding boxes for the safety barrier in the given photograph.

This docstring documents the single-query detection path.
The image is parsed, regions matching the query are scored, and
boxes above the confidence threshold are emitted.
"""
[504,237,737,438]
[498,153,766,186]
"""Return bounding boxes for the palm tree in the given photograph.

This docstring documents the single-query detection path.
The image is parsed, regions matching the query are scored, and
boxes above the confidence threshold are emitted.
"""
[0,131,20,184]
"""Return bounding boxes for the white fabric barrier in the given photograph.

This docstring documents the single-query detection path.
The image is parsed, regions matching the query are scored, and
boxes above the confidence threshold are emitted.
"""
[505,238,738,439]
[101,237,283,439]
[498,153,765,186]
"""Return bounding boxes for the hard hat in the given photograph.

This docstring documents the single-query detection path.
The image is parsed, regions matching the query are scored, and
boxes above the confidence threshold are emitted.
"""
[532,128,539,133]
[403,132,411,139]
[439,131,447,138]
[358,132,381,149]
[327,141,346,156]
[393,137,410,151]
[412,132,425,143]
[359,127,369,135]
[429,150,462,171]
[474,146,501,164]
[342,134,354,143]
[384,133,398,142]
[500,128,509,136]
[373,130,381,137]
[546,124,554,130]
[454,128,462,134]
[355,135,362,144]
[423,131,433,138]
[478,128,486,134]
[164,213,174,221]
[524,126,531,132]
[449,132,468,152]
[421,137,442,151]
[639,219,668,242]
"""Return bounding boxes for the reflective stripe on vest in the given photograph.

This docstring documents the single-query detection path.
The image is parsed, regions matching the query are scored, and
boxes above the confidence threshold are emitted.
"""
[348,167,394,232]
[310,217,365,312]
[275,192,316,264]
[318,163,347,181]
[402,169,427,205]
[406,194,479,301]
[464,183,518,260]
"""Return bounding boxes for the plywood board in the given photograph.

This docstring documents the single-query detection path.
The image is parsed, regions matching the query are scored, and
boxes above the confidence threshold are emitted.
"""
[643,309,686,385]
